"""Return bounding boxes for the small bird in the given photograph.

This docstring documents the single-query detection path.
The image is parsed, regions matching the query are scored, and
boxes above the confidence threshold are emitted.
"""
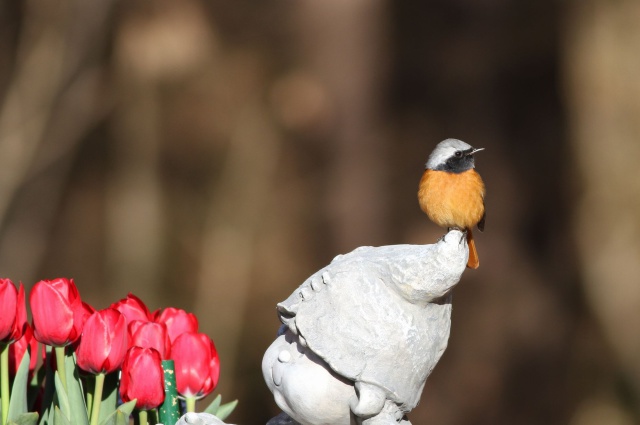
[417,139,486,269]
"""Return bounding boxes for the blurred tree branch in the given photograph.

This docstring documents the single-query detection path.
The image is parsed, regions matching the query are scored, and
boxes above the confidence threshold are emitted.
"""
[565,0,640,414]
[0,0,112,283]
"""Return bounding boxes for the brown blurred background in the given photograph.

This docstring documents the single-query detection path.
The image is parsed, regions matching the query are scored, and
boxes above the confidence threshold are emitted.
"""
[1,0,640,423]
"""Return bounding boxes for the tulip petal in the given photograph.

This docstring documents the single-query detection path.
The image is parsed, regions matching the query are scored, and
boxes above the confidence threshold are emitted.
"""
[171,332,218,398]
[30,281,75,346]
[120,347,164,410]
[111,293,152,326]
[104,312,128,372]
[0,279,17,341]
[129,321,171,359]
[9,323,37,379]
[76,309,127,374]
[14,283,27,341]
[155,307,199,343]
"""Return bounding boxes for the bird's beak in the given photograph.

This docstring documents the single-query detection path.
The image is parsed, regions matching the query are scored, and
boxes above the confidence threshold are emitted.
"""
[469,147,484,155]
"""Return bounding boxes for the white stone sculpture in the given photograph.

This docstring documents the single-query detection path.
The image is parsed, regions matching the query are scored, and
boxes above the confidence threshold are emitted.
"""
[262,229,469,425]
[174,412,235,425]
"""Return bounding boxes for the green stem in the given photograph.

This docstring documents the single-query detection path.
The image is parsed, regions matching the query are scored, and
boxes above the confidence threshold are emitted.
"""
[54,346,67,392]
[138,410,148,425]
[186,396,196,413]
[148,409,158,425]
[89,373,105,425]
[1,343,10,425]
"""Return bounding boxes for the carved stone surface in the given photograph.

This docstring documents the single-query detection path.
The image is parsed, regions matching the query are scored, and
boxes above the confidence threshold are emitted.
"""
[263,329,356,425]
[263,230,468,425]
[175,412,235,425]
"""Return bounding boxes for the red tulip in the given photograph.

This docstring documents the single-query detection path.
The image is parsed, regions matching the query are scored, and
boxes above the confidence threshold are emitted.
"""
[30,278,84,346]
[0,279,27,344]
[120,347,164,410]
[80,301,96,324]
[128,320,171,359]
[171,332,220,398]
[71,302,97,351]
[154,307,198,343]
[76,308,128,374]
[8,323,38,379]
[110,293,152,326]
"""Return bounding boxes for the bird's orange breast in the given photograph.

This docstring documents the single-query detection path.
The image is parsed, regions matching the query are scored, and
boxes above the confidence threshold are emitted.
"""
[418,169,485,230]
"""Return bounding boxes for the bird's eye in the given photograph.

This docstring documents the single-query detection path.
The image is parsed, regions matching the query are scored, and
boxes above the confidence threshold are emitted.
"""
[454,151,463,158]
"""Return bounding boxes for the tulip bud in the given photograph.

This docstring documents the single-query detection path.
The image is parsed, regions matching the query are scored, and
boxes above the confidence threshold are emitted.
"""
[120,347,165,410]
[76,308,128,374]
[154,307,198,344]
[110,293,153,326]
[128,320,171,359]
[0,279,27,344]
[171,332,220,399]
[30,278,84,346]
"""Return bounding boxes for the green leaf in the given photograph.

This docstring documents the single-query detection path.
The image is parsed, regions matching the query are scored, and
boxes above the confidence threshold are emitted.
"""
[7,350,30,419]
[214,400,238,421]
[29,361,45,412]
[115,399,136,417]
[63,353,89,425]
[97,411,115,425]
[84,374,95,418]
[98,400,136,425]
[7,412,39,425]
[39,407,54,425]
[53,407,71,425]
[53,373,70,422]
[96,372,119,425]
[38,347,56,425]
[97,411,116,425]
[28,343,43,412]
[113,411,128,425]
[203,394,221,415]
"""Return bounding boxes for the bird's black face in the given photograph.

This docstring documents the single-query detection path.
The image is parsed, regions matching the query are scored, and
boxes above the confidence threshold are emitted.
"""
[434,148,479,174]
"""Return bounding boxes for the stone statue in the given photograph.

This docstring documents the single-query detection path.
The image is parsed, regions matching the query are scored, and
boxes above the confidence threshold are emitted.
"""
[262,230,469,425]
[174,412,235,425]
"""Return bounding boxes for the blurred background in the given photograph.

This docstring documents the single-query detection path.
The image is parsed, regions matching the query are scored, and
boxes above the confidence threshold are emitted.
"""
[1,0,640,423]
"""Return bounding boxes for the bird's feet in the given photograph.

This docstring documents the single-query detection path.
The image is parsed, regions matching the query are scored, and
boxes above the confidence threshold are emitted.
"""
[446,227,467,244]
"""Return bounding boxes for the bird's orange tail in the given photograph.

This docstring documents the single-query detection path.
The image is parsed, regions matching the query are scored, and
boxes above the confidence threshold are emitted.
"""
[466,228,480,269]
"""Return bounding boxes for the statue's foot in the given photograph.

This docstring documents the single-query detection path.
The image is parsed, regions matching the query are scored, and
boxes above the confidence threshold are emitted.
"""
[359,401,411,425]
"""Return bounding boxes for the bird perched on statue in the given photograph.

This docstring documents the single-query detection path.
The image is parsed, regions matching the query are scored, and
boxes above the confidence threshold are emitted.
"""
[417,138,486,269]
